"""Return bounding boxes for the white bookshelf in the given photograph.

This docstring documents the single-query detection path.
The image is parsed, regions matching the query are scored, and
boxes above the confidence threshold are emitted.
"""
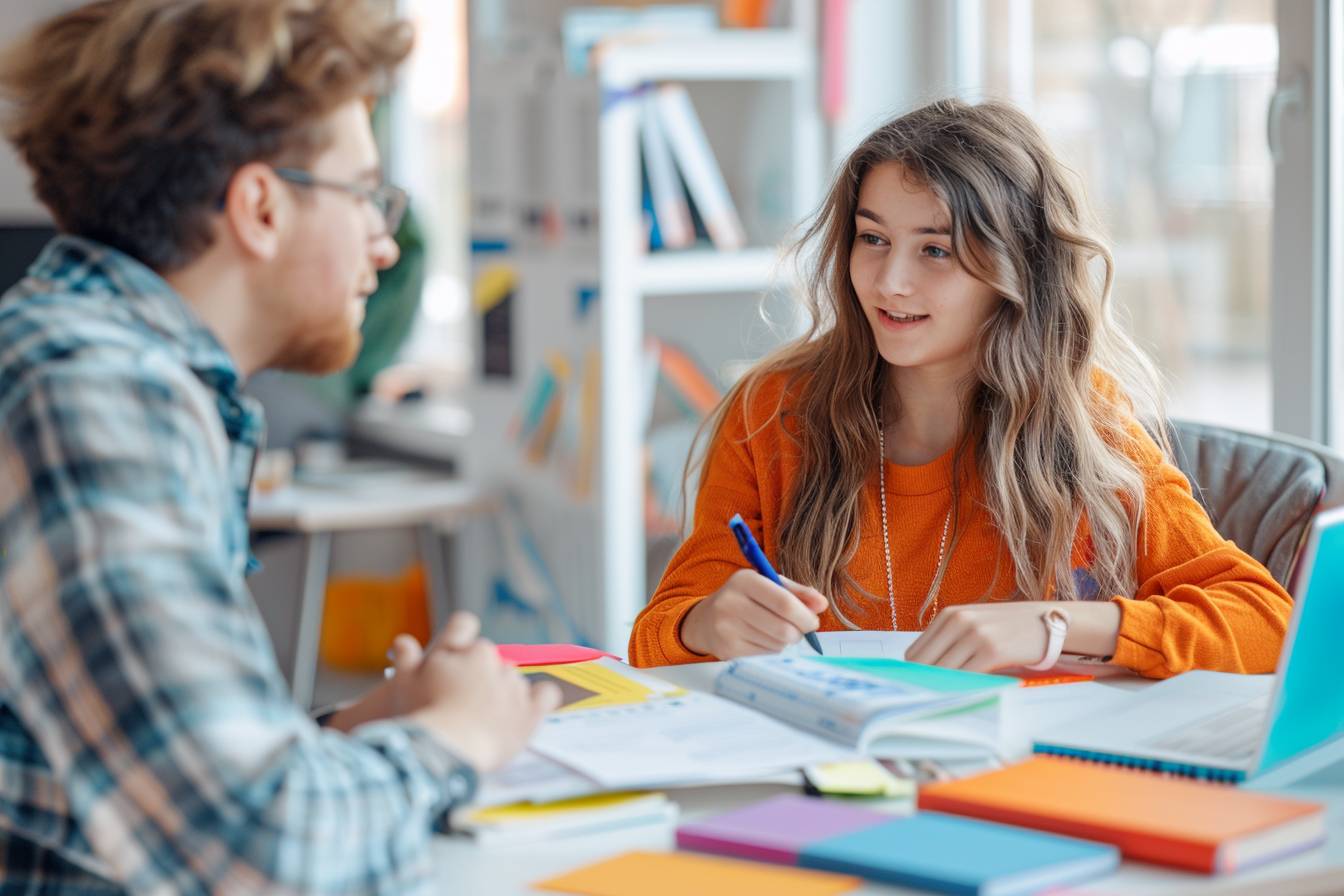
[595,3,823,651]
[639,248,784,295]
[461,2,824,653]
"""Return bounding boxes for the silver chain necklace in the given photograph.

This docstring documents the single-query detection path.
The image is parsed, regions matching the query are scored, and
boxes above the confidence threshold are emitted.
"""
[877,412,952,630]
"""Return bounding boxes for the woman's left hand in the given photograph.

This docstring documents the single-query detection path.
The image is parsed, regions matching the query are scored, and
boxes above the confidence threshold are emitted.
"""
[905,600,1122,672]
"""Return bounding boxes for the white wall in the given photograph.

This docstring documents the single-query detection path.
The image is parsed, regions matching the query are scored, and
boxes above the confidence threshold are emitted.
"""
[0,0,81,222]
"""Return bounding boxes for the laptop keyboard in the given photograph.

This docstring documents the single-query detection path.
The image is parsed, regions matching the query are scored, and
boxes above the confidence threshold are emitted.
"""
[1145,696,1270,763]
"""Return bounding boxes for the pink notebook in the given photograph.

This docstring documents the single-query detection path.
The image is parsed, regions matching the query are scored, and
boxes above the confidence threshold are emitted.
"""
[676,795,885,865]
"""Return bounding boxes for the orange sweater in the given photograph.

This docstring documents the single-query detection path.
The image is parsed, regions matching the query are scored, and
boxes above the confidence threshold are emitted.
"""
[628,372,1292,677]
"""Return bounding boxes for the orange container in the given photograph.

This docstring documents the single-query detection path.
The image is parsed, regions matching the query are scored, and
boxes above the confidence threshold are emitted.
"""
[319,564,432,671]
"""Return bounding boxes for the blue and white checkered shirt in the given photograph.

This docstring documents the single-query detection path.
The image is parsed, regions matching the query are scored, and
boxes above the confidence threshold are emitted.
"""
[0,236,475,894]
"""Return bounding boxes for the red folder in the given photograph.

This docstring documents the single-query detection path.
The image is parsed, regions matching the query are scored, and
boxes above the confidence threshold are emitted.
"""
[496,643,619,666]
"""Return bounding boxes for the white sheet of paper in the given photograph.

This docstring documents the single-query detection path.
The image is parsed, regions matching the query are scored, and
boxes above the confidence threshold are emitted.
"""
[810,630,921,659]
[472,749,601,808]
[528,691,856,789]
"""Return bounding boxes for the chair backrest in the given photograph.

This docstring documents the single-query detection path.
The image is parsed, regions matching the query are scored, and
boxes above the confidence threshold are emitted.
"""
[1167,419,1344,586]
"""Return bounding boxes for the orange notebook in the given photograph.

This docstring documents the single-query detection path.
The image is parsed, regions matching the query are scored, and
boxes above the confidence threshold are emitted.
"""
[536,850,860,896]
[917,756,1325,874]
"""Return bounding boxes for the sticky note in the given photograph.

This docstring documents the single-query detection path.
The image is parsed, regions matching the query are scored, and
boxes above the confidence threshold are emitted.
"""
[804,760,914,798]
[534,850,860,896]
[498,643,619,666]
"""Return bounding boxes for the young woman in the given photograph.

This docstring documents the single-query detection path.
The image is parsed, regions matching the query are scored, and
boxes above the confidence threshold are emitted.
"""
[628,99,1292,678]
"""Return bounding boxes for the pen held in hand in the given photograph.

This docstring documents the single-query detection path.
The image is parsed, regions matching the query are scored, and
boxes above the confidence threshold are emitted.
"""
[727,513,824,655]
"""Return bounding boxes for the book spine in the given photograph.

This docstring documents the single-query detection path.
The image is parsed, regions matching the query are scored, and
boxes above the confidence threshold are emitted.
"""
[675,830,799,867]
[640,92,694,248]
[654,84,746,251]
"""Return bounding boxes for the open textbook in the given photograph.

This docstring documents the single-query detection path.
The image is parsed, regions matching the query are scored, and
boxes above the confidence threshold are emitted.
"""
[473,646,1128,808]
[476,659,855,805]
[714,655,1019,761]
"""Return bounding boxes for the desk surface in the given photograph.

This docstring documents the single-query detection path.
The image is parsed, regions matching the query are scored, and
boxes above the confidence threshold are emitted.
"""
[431,662,1344,896]
[248,464,491,532]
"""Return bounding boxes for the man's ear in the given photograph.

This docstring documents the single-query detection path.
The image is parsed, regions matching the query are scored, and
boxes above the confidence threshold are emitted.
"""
[221,162,286,261]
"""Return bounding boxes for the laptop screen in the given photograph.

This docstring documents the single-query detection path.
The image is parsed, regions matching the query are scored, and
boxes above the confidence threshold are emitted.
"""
[1258,506,1344,772]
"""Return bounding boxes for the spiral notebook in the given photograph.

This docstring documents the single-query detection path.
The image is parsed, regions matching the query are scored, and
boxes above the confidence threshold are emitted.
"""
[1034,506,1344,783]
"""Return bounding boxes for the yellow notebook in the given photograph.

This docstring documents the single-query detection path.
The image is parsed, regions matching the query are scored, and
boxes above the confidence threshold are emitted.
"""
[456,792,674,846]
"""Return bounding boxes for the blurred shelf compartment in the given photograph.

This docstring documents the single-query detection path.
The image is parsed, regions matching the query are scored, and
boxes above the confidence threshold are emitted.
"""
[600,31,812,84]
[639,247,783,295]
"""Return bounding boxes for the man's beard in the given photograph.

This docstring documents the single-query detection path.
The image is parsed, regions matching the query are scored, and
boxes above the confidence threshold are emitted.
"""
[270,322,363,375]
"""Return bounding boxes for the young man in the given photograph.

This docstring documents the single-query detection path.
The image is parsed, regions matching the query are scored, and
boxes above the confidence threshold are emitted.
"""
[0,1,560,891]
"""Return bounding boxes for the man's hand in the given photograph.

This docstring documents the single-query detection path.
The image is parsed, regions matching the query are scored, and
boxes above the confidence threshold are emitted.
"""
[325,612,562,773]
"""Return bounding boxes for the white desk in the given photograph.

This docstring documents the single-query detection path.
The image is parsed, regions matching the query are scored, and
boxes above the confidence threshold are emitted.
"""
[249,463,494,707]
[430,662,1344,896]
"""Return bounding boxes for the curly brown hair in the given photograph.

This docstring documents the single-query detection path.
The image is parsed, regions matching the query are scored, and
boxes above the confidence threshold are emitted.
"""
[0,0,413,271]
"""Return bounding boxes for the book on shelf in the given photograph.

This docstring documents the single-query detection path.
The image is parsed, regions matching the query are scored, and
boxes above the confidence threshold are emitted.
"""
[917,756,1326,874]
[561,5,717,75]
[652,83,747,251]
[572,347,600,499]
[640,89,694,249]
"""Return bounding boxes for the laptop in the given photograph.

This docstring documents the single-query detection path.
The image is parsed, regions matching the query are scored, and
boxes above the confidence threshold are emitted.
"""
[1033,505,1344,784]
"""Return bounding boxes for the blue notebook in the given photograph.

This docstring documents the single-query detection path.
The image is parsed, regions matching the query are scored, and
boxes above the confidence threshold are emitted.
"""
[798,812,1119,896]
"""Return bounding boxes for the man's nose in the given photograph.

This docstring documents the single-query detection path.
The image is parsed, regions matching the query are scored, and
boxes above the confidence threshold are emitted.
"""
[371,231,400,270]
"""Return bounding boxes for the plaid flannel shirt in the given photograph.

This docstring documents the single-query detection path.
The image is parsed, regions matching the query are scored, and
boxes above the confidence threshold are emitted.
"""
[0,236,475,894]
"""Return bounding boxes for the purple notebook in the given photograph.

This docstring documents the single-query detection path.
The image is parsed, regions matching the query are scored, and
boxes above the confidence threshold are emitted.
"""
[675,794,887,865]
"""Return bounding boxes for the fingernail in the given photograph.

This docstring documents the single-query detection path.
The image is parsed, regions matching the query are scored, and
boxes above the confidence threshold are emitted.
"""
[383,666,395,680]
[385,647,396,662]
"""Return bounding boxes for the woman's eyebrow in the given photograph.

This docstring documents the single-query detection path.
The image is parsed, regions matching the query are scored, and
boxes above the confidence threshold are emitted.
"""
[856,207,950,235]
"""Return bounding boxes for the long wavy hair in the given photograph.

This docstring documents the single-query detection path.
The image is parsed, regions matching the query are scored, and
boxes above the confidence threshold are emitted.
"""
[693,98,1168,626]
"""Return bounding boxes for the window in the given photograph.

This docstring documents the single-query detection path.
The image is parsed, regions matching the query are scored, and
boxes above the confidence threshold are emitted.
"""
[386,0,472,388]
[977,1,1279,432]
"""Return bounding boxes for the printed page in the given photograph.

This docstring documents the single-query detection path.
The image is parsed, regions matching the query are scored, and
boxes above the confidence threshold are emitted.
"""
[473,749,603,808]
[528,692,856,789]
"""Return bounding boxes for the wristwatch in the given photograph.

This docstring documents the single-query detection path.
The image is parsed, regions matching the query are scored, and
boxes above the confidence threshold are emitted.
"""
[1024,606,1070,671]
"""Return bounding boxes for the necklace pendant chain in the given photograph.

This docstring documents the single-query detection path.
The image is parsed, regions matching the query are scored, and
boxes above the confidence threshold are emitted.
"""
[877,412,951,631]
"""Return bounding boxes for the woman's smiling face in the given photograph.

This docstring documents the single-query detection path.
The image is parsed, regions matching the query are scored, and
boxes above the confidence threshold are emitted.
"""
[849,161,1002,379]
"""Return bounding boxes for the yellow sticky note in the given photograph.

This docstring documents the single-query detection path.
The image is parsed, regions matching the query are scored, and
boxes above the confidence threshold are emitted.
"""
[534,850,860,896]
[804,760,915,798]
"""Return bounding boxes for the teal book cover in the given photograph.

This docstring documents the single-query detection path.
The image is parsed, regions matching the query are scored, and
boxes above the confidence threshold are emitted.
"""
[799,812,1119,896]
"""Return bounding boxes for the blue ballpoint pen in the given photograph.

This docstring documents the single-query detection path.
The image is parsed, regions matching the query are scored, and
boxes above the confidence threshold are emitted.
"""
[727,513,824,655]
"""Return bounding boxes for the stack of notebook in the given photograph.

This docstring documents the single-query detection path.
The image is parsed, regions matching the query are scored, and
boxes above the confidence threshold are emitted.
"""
[918,756,1325,873]
[453,791,676,846]
[676,794,1119,895]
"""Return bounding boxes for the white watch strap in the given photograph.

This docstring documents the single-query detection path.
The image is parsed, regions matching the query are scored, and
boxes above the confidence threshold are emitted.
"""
[1024,607,1070,671]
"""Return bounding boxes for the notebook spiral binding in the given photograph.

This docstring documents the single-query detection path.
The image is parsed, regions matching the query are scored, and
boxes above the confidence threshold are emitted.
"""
[1034,745,1246,784]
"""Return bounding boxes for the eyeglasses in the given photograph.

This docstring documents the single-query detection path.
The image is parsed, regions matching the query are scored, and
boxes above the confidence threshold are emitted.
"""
[272,167,408,237]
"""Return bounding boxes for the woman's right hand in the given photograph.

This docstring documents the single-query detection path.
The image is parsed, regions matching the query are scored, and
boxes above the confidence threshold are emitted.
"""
[679,568,829,659]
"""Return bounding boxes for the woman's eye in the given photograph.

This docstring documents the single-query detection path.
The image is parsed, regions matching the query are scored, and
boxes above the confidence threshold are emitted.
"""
[925,245,951,259]
[858,233,884,246]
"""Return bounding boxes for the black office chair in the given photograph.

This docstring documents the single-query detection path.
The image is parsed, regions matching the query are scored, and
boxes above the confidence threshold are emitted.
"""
[1167,419,1344,588]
